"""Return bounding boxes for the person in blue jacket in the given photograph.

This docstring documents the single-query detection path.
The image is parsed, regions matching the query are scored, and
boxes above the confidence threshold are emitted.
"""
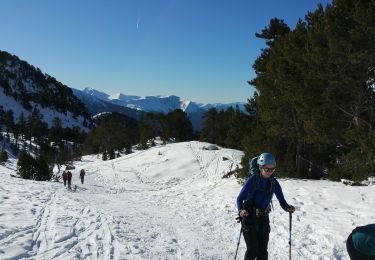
[237,152,295,260]
[346,224,375,259]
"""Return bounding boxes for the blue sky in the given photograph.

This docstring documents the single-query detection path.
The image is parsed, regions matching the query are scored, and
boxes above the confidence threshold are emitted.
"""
[0,0,331,103]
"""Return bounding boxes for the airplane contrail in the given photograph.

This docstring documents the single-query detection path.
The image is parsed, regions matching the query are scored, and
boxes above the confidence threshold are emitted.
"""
[136,13,140,29]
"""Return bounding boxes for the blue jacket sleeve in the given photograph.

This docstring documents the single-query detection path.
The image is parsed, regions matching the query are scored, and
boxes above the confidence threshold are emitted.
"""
[274,179,290,211]
[236,176,254,212]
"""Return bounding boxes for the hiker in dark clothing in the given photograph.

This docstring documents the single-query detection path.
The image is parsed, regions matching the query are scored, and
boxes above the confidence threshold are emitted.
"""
[346,224,375,260]
[80,169,85,184]
[237,152,295,260]
[67,171,72,189]
[62,171,67,186]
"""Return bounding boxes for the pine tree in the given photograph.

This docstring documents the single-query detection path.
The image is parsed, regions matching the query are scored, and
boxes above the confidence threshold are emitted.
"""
[318,0,375,180]
[102,150,108,161]
[166,109,193,142]
[5,110,14,138]
[200,108,218,144]
[56,144,72,166]
[83,115,138,156]
[0,106,5,131]
[18,112,27,144]
[0,149,8,164]
[225,107,250,149]
[17,151,35,179]
[34,155,52,181]
[246,18,302,177]
[49,117,64,145]
[108,149,115,160]
[243,1,375,180]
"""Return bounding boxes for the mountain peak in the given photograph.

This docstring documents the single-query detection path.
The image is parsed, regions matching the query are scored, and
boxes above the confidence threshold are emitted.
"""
[83,87,110,100]
[109,93,141,101]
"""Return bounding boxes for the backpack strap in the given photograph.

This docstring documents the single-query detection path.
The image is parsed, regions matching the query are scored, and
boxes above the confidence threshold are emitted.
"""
[244,173,276,209]
[250,173,260,198]
[243,173,260,209]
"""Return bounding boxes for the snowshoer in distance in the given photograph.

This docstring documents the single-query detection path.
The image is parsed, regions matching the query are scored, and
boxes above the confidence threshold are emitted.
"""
[67,171,72,189]
[80,169,85,184]
[236,152,295,260]
[62,171,67,186]
[346,224,375,259]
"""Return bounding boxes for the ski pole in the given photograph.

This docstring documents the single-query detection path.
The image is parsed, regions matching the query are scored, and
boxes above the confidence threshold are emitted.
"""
[234,225,242,260]
[289,212,292,260]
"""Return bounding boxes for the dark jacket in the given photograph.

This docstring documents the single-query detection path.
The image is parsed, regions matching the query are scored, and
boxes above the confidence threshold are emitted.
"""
[237,173,289,212]
[67,171,72,181]
[351,224,375,255]
[62,171,67,181]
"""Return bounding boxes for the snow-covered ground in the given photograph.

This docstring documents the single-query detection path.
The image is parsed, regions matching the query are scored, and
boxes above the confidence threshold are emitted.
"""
[0,141,374,259]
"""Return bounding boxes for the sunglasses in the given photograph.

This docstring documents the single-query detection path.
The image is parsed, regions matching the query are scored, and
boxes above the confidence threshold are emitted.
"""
[260,167,276,173]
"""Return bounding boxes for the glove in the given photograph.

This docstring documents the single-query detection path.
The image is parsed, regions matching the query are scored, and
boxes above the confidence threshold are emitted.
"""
[287,205,295,213]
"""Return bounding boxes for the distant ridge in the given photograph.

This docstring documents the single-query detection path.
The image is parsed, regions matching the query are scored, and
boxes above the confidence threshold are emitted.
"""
[77,87,246,130]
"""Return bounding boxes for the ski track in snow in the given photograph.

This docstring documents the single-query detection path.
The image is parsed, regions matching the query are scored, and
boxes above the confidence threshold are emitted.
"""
[0,141,374,259]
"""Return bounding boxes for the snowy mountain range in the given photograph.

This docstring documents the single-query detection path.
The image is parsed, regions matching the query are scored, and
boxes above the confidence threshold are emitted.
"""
[71,88,141,120]
[80,87,245,114]
[0,49,246,131]
[74,87,246,130]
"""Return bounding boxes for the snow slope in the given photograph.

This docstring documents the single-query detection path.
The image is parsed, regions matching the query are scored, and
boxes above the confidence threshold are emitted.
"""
[0,142,374,259]
[0,88,89,131]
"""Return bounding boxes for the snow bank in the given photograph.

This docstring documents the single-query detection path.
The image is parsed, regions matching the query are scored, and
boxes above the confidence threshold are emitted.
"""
[0,141,374,259]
